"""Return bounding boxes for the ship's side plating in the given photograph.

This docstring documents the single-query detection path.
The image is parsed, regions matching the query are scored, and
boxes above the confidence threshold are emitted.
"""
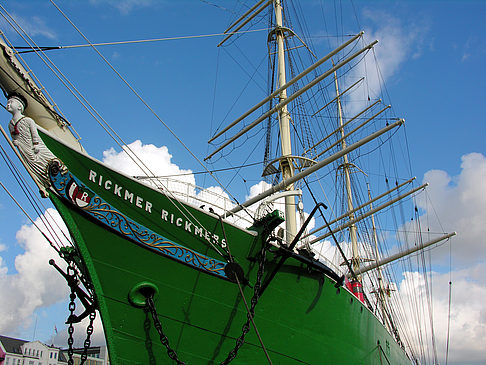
[42,130,410,364]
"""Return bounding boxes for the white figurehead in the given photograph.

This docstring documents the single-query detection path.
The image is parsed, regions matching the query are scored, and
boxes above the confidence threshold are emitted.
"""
[6,95,26,120]
[6,94,56,197]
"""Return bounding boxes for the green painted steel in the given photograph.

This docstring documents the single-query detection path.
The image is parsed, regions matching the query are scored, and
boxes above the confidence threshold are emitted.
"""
[43,131,411,364]
[49,166,231,280]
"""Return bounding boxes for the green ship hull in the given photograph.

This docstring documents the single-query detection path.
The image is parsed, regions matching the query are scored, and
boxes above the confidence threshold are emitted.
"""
[0,5,420,361]
[42,130,410,364]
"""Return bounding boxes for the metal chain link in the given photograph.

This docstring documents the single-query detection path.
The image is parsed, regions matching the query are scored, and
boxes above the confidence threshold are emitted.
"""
[146,296,187,365]
[80,310,96,364]
[67,263,76,365]
[220,242,267,365]
[64,259,97,365]
[145,241,268,365]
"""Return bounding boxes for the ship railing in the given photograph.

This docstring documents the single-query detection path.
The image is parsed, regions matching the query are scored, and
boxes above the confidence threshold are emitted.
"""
[311,250,347,277]
[138,176,255,227]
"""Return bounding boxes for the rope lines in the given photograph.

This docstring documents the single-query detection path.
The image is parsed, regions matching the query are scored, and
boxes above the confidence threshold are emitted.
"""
[3,2,254,259]
[15,28,270,54]
[48,0,257,234]
[0,2,452,363]
[0,140,71,252]
[265,2,445,362]
[0,3,236,261]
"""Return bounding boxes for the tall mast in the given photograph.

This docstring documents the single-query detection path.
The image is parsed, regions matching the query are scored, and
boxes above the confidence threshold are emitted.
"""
[368,184,389,328]
[334,69,360,275]
[274,0,297,244]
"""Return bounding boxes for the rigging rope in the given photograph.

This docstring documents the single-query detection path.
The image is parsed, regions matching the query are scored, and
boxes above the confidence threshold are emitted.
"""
[445,279,452,365]
[134,160,264,179]
[0,10,81,139]
[0,5,168,182]
[0,180,63,253]
[0,2,445,362]
[48,0,256,236]
[0,134,72,250]
[15,28,271,54]
[445,235,453,365]
[0,2,242,259]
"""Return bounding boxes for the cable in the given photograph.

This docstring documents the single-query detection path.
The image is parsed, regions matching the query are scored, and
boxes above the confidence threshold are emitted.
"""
[15,28,270,54]
[49,0,257,230]
[1,2,248,258]
[0,180,63,253]
[445,240,453,365]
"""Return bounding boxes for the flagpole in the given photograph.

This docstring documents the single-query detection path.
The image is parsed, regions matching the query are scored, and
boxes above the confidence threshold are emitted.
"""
[32,315,38,341]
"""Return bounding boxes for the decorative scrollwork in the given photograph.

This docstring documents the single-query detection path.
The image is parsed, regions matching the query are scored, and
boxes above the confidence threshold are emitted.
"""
[49,166,229,280]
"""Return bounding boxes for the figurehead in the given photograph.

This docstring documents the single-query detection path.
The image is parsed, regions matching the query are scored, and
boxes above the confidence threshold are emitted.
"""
[7,93,28,113]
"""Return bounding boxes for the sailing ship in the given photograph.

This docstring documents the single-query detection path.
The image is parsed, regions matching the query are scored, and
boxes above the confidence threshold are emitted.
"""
[0,1,455,364]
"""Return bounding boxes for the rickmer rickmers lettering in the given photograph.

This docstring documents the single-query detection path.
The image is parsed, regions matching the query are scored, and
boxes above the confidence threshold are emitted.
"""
[48,164,230,279]
[87,169,227,248]
[88,169,153,213]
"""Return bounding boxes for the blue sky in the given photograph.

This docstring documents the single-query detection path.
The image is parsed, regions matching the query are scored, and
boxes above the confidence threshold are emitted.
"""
[0,1,485,364]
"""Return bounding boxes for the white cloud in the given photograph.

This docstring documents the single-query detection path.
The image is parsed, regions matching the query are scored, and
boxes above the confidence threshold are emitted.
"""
[102,141,323,235]
[102,140,258,226]
[368,152,486,362]
[245,181,277,219]
[312,238,376,277]
[307,152,486,363]
[0,209,69,335]
[51,313,106,348]
[5,142,483,365]
[460,35,478,63]
[311,240,486,364]
[396,265,486,364]
[414,152,486,267]
[102,139,195,187]
[0,140,201,341]
[343,10,427,116]
[0,13,57,40]
[398,152,486,363]
[363,9,425,77]
[195,185,233,214]
[245,181,272,201]
[89,0,155,15]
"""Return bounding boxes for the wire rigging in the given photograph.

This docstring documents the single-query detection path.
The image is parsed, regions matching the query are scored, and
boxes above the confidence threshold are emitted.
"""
[0,2,234,260]
[46,0,256,251]
[14,29,271,54]
[0,2,452,362]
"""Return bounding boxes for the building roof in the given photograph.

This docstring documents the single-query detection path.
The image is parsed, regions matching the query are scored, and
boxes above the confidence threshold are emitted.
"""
[58,351,68,363]
[0,335,28,355]
[0,335,106,364]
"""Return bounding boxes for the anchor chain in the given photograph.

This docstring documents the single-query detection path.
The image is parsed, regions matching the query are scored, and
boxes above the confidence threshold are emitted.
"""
[220,241,267,364]
[80,311,96,364]
[146,295,186,365]
[145,240,268,365]
[52,256,97,365]
[66,263,76,365]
